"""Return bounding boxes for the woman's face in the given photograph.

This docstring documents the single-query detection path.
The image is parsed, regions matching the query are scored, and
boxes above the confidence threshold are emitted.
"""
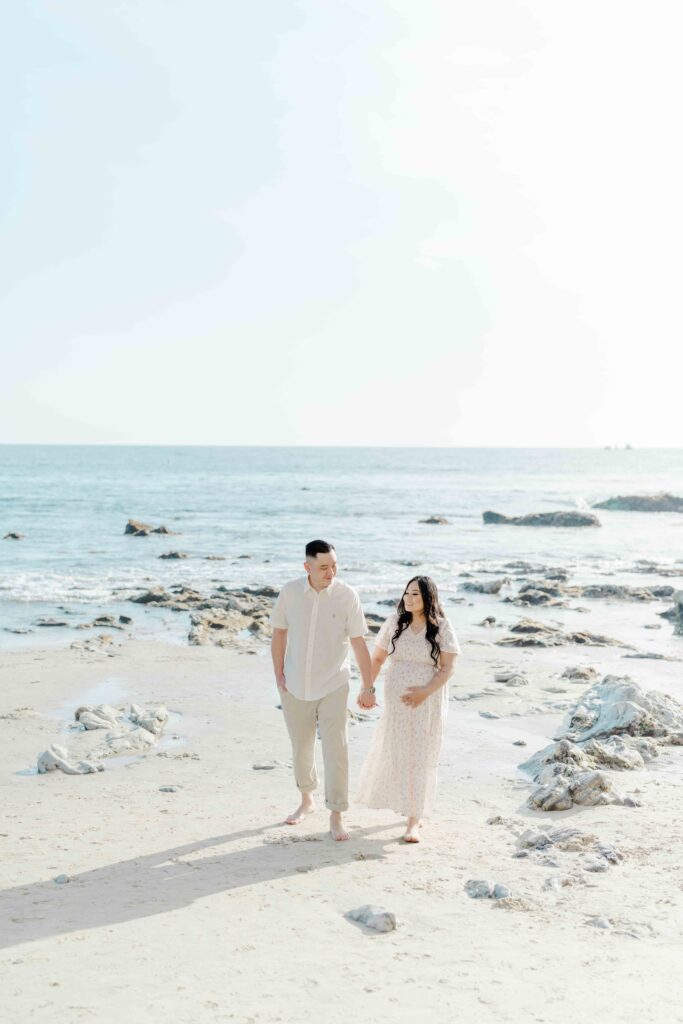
[403,581,424,615]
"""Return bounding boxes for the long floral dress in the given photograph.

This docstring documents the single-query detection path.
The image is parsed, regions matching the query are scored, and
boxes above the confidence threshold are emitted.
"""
[356,614,461,819]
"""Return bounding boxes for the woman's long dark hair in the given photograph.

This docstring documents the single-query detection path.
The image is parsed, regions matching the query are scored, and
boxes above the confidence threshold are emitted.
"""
[389,575,445,667]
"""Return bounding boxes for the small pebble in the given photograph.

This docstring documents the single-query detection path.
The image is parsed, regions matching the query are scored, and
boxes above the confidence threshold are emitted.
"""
[53,874,71,884]
[159,785,180,793]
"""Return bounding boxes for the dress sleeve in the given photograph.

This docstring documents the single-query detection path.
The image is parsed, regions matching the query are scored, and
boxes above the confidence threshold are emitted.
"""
[346,588,368,639]
[438,617,461,655]
[374,614,395,653]
[269,588,288,629]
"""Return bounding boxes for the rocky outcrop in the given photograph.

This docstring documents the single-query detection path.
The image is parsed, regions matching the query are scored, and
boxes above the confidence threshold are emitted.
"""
[558,676,683,742]
[37,744,104,775]
[593,493,683,512]
[672,592,683,637]
[527,770,622,811]
[124,519,178,536]
[159,551,188,560]
[520,676,683,811]
[504,580,673,609]
[580,584,673,601]
[497,619,628,648]
[3,532,24,540]
[503,581,574,607]
[419,515,450,525]
[561,666,598,682]
[75,704,122,730]
[483,511,601,527]
[631,560,683,577]
[130,584,277,647]
[131,586,204,608]
[75,615,126,631]
[129,703,168,737]
[189,608,257,645]
[461,578,507,594]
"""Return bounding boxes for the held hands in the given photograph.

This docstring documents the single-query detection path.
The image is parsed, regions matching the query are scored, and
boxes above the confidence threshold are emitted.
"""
[401,686,429,709]
[357,689,377,710]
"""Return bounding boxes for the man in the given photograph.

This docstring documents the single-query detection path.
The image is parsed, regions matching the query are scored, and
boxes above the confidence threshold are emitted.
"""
[270,540,376,841]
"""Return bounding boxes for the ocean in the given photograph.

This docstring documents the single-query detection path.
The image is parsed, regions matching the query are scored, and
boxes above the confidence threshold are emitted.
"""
[2,445,683,650]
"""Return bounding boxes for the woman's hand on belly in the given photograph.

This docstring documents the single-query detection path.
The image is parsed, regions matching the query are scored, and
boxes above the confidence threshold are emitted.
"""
[401,686,429,709]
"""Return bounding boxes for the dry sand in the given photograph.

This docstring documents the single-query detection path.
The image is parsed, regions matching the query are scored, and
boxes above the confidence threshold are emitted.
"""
[1,632,682,1024]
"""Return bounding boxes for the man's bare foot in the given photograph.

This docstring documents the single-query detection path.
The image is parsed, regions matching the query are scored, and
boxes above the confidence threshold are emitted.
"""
[402,817,422,843]
[329,811,349,841]
[285,795,315,825]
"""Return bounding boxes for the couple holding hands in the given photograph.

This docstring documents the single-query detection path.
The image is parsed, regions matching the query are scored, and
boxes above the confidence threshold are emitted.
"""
[270,539,460,843]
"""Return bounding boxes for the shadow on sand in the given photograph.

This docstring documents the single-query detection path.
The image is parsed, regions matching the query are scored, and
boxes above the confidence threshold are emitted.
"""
[1,820,402,950]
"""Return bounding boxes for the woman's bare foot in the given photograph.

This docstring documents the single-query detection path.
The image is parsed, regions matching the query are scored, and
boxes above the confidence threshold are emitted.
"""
[329,811,349,841]
[402,817,422,843]
[285,794,315,825]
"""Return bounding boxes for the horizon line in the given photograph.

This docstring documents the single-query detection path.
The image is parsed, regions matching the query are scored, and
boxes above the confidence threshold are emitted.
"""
[0,442,676,451]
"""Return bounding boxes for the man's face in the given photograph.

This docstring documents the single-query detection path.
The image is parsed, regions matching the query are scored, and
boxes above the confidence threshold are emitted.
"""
[304,551,338,589]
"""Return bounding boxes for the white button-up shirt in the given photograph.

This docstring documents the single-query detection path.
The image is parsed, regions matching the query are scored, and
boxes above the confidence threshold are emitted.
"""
[270,576,367,701]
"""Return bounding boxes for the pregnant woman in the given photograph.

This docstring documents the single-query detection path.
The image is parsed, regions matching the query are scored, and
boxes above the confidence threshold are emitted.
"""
[356,575,460,843]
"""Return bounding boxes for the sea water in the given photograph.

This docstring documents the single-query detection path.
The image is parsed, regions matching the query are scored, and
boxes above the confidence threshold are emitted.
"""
[1,445,683,649]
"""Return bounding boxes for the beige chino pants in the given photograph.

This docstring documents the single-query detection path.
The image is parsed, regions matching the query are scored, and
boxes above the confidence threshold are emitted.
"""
[280,684,349,812]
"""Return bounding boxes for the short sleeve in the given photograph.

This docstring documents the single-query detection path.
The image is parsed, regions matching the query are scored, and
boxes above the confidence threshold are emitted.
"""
[269,588,288,629]
[346,589,367,638]
[438,617,461,655]
[374,614,396,652]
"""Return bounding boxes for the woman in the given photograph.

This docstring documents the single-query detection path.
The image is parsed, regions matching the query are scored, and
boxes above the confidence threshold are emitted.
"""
[356,576,460,843]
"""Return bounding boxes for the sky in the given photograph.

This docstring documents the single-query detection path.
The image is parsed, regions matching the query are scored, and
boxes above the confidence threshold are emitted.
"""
[1,0,682,446]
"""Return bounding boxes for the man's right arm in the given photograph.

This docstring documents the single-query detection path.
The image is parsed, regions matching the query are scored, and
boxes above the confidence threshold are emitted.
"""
[271,628,288,691]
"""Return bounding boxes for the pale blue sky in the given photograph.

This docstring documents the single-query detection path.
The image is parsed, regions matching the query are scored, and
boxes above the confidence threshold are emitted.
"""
[2,1,682,445]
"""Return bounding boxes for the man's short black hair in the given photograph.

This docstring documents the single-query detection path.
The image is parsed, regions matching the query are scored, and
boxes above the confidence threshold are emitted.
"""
[305,539,335,559]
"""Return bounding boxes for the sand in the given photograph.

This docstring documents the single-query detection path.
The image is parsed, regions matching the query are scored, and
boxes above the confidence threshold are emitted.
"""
[1,633,683,1024]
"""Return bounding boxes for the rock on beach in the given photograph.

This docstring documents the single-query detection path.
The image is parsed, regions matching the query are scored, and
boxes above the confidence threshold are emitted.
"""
[520,676,683,812]
[496,619,628,649]
[346,905,399,932]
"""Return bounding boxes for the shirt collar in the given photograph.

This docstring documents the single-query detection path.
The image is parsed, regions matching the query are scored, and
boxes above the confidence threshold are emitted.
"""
[303,575,337,597]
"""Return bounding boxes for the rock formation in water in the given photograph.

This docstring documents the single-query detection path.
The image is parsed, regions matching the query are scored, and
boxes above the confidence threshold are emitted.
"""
[124,519,178,536]
[461,578,508,594]
[483,511,601,527]
[593,493,683,512]
[497,619,629,648]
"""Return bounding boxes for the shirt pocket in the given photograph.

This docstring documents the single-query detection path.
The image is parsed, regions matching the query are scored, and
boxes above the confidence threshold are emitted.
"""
[324,607,347,645]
